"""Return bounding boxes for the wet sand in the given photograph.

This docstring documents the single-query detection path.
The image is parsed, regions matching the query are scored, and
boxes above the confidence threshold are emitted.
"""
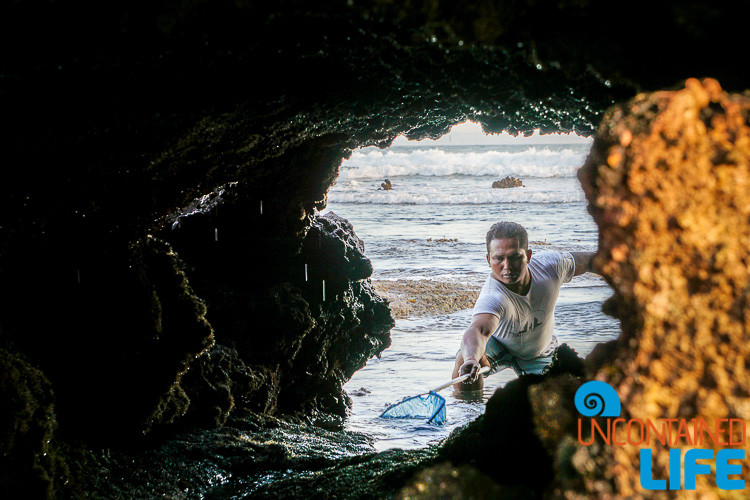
[372,279,481,318]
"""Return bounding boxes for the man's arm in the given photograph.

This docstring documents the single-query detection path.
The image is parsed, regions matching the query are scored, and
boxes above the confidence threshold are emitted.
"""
[458,313,500,382]
[570,251,596,276]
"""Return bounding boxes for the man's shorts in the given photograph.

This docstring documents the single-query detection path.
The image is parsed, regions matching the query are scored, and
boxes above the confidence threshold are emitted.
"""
[458,336,554,376]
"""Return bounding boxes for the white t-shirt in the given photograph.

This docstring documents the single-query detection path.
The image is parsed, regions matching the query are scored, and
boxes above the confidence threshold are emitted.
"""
[472,251,575,359]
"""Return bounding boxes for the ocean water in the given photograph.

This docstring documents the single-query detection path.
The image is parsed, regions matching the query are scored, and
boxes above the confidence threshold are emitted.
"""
[324,143,621,451]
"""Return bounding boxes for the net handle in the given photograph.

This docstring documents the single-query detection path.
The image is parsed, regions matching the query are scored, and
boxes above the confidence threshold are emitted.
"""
[430,365,490,393]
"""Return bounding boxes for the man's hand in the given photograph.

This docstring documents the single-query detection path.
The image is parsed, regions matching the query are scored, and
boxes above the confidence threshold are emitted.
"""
[452,313,498,391]
[459,359,483,383]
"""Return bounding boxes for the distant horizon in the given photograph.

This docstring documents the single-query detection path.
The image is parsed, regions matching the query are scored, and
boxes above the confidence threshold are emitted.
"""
[390,120,593,147]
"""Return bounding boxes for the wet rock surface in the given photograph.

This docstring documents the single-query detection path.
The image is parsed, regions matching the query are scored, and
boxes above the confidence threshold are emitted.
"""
[394,462,526,499]
[67,411,434,499]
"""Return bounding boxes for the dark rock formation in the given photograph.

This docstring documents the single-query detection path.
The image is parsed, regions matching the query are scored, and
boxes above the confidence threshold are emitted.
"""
[438,344,585,496]
[301,212,374,286]
[492,176,524,188]
[65,411,433,498]
[178,344,278,428]
[0,233,214,443]
[0,343,69,497]
[441,373,557,494]
[164,207,392,427]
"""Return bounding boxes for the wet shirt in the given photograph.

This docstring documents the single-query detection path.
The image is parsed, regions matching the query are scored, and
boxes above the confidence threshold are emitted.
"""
[472,251,575,359]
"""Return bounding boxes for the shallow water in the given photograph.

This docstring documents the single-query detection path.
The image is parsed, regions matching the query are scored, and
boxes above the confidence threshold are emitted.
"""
[344,283,619,452]
[325,142,621,451]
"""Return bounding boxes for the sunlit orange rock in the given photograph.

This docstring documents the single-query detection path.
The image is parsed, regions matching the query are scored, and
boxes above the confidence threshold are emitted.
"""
[574,78,750,496]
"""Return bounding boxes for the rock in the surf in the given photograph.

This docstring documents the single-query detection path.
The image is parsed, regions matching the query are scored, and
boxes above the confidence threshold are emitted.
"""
[492,176,524,188]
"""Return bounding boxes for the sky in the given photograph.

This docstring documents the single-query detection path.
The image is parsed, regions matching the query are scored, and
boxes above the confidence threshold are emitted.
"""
[390,120,593,146]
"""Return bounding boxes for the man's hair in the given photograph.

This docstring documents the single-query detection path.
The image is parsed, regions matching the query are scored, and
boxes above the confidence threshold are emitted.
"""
[486,221,528,253]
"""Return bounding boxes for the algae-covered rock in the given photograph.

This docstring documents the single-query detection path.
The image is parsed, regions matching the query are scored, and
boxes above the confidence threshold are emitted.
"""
[178,344,281,428]
[372,280,481,319]
[278,278,393,420]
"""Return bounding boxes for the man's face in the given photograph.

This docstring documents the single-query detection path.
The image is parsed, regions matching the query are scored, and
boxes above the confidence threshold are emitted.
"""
[486,237,532,286]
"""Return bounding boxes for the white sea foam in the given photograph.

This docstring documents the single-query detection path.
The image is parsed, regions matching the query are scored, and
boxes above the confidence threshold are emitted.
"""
[339,146,587,180]
[328,189,585,204]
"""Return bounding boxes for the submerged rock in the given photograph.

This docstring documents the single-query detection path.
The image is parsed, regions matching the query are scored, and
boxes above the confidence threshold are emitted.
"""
[372,279,480,318]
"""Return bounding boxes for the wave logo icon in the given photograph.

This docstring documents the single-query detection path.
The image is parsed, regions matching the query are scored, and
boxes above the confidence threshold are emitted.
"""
[574,380,621,417]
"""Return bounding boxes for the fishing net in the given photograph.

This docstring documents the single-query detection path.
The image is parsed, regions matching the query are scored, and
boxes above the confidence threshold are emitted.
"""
[380,391,446,425]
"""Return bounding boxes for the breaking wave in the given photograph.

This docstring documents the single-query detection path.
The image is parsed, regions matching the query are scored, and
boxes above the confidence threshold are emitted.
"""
[339,146,588,180]
[328,189,585,204]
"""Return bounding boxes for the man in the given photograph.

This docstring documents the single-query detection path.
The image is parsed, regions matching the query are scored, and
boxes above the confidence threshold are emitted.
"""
[453,221,595,390]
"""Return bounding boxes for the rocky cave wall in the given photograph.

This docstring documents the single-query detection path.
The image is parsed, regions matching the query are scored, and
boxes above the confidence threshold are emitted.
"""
[577,78,750,497]
[430,79,750,499]
[1,1,749,497]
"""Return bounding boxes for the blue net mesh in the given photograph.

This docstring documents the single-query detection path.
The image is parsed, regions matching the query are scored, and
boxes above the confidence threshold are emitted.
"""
[380,391,446,425]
